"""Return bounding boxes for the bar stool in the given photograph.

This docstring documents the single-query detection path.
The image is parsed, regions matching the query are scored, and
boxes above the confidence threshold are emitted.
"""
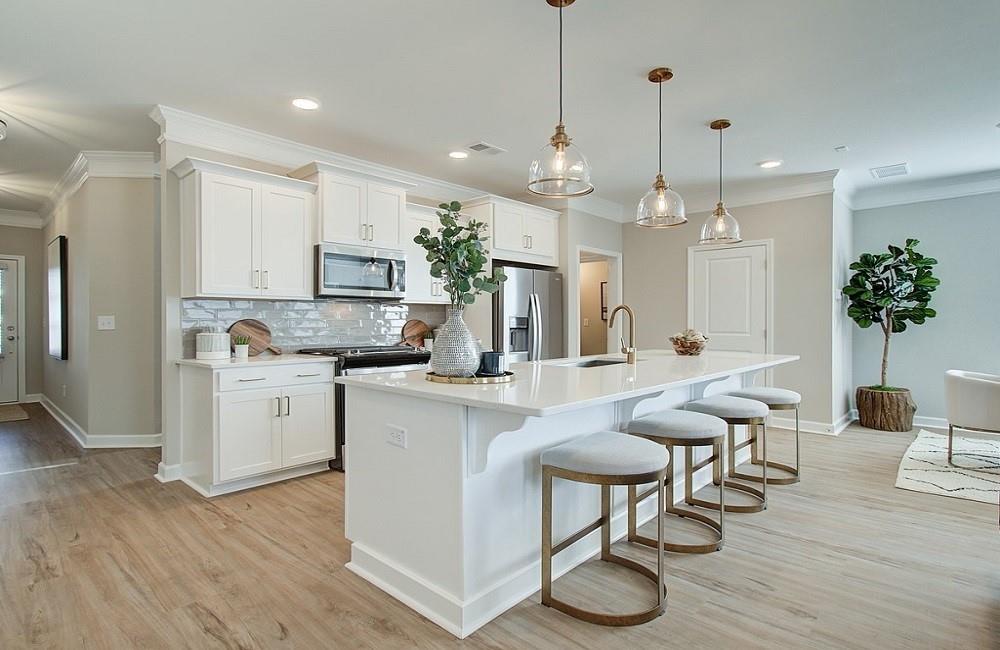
[726,387,802,485]
[686,395,770,512]
[625,409,728,554]
[541,430,668,626]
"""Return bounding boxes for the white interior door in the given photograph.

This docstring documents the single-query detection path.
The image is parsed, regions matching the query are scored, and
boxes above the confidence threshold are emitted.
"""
[688,243,768,353]
[0,259,19,403]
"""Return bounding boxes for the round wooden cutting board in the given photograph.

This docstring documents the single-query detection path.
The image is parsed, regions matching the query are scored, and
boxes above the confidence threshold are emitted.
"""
[228,319,282,356]
[400,319,432,348]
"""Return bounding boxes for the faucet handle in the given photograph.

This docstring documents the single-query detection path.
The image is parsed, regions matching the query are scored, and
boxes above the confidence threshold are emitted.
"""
[620,336,628,354]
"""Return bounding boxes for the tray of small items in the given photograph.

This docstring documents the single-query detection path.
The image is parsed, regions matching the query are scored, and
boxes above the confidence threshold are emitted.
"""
[425,371,515,385]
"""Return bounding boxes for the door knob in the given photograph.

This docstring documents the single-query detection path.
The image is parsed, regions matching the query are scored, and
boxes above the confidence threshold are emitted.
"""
[5,336,13,341]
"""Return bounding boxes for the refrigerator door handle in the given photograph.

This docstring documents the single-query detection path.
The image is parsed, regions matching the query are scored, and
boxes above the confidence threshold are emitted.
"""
[527,293,536,361]
[530,293,543,361]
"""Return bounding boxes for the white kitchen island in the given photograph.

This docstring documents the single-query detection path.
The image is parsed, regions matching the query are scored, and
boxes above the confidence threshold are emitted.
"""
[337,349,798,637]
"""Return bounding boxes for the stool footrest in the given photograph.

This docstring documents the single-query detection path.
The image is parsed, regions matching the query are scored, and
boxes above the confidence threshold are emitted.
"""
[689,480,766,513]
[740,460,800,485]
[552,517,605,555]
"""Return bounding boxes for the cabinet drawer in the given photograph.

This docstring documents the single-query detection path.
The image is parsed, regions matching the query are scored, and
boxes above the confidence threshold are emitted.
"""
[218,363,334,391]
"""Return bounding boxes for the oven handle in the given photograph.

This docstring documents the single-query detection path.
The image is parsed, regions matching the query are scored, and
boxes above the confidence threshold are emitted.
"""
[342,362,429,376]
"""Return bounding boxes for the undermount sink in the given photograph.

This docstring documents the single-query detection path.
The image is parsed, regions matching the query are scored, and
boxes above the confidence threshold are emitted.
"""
[561,359,629,368]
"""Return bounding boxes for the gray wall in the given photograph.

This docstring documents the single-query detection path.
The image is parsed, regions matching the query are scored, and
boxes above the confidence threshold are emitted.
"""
[852,191,1000,419]
[623,193,837,425]
[0,225,44,395]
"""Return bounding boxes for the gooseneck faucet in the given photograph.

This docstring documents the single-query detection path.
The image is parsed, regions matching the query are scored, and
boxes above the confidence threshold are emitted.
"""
[608,304,637,365]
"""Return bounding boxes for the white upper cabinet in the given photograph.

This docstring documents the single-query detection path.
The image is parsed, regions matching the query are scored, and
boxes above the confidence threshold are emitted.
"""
[289,162,415,250]
[174,158,316,300]
[404,204,449,304]
[464,196,560,267]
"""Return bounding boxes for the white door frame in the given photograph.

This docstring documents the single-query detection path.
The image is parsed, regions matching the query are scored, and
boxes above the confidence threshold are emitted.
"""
[0,254,27,403]
[687,240,774,382]
[568,245,623,358]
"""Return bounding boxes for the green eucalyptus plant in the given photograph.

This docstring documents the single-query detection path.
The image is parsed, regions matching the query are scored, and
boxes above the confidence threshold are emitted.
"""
[413,201,507,308]
[842,238,940,388]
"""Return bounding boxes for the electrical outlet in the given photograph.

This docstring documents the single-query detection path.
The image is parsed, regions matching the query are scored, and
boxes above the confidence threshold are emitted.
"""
[61,384,67,397]
[97,315,116,331]
[386,425,407,449]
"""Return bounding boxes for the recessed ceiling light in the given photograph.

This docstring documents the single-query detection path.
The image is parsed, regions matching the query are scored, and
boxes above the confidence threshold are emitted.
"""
[448,151,469,159]
[758,160,783,169]
[292,97,320,111]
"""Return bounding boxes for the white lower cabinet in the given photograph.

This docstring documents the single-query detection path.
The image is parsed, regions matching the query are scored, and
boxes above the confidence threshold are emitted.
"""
[178,359,336,496]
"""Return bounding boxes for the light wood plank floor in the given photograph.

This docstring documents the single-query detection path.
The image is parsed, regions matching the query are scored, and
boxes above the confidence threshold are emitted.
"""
[1,403,998,648]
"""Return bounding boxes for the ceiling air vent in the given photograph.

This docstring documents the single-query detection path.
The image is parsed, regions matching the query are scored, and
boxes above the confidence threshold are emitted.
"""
[467,141,507,156]
[870,163,909,180]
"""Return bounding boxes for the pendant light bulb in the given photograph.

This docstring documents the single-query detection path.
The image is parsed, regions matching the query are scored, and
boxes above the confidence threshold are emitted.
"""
[700,119,742,244]
[527,0,594,197]
[636,68,686,227]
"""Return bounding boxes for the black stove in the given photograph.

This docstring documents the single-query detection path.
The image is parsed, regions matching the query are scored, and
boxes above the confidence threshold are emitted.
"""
[301,345,431,472]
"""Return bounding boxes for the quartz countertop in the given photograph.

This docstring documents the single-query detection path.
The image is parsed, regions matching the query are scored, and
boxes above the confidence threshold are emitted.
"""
[176,353,335,369]
[335,349,798,416]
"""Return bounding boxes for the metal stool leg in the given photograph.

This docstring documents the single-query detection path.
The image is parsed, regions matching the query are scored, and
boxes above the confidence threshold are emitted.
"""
[747,405,800,485]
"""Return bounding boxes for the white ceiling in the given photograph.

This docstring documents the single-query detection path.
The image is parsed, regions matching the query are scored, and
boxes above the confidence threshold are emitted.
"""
[1,0,999,215]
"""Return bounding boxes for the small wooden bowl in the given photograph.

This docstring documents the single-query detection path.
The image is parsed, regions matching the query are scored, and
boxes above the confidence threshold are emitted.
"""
[670,337,707,356]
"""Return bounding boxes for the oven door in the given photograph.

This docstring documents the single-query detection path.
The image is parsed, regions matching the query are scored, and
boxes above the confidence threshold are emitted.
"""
[316,244,406,299]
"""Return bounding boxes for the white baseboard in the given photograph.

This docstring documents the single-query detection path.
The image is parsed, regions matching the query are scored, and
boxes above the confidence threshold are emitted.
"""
[40,395,87,449]
[20,393,42,403]
[347,492,662,639]
[155,462,182,482]
[769,413,848,436]
[846,409,948,431]
[39,394,163,448]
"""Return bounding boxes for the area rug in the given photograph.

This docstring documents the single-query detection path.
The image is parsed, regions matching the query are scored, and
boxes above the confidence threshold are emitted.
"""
[895,430,1000,504]
[0,404,29,423]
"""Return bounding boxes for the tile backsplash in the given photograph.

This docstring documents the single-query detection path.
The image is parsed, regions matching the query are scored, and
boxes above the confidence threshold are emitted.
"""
[181,299,446,357]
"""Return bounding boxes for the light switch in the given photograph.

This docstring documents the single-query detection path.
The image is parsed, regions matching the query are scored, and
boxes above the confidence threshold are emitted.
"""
[583,318,590,327]
[97,315,116,331]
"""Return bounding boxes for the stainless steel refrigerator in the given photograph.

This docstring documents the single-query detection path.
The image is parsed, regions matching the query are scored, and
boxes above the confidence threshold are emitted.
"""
[493,266,564,362]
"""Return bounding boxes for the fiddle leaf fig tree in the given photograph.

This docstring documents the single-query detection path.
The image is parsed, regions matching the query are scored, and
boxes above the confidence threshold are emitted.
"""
[842,238,939,388]
[413,201,507,308]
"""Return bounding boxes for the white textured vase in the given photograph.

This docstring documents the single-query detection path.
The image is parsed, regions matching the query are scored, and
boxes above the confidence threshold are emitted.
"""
[431,307,481,377]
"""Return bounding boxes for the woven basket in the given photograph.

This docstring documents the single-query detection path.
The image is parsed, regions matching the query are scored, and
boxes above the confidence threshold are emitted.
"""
[670,337,707,356]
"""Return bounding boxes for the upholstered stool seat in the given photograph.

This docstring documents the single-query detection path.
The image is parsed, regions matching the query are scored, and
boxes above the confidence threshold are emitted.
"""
[725,387,802,485]
[541,431,668,626]
[686,395,770,419]
[685,395,770,512]
[626,409,728,554]
[540,430,669,476]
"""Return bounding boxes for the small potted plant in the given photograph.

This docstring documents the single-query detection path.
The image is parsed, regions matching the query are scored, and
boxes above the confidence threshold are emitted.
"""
[232,334,251,360]
[414,201,507,377]
[842,238,939,431]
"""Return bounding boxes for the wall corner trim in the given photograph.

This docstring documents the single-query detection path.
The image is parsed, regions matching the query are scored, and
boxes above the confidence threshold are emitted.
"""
[43,151,158,226]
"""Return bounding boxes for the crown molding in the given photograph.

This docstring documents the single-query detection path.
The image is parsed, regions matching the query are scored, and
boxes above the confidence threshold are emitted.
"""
[0,208,43,229]
[172,157,317,193]
[462,194,561,218]
[851,169,1000,211]
[43,151,157,226]
[681,169,840,217]
[150,105,485,203]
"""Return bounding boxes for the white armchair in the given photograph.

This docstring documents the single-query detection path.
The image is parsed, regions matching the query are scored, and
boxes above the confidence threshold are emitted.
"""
[944,369,1000,464]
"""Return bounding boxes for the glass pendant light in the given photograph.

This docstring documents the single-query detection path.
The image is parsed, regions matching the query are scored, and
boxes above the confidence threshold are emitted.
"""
[699,119,742,244]
[636,68,686,227]
[527,0,594,197]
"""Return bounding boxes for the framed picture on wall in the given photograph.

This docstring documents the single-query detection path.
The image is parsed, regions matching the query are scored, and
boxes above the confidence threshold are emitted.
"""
[600,281,608,320]
[47,235,68,360]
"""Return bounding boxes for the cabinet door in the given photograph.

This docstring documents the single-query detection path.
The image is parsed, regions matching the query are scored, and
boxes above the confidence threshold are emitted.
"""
[280,384,335,467]
[404,207,447,304]
[366,183,404,249]
[200,173,261,296]
[218,388,282,481]
[491,203,526,253]
[261,185,313,299]
[523,212,557,260]
[320,173,367,245]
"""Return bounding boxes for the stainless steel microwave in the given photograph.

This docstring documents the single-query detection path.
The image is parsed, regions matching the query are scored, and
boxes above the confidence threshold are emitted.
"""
[315,244,406,299]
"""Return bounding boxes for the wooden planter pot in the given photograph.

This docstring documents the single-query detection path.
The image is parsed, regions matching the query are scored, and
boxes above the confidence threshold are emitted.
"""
[856,386,916,432]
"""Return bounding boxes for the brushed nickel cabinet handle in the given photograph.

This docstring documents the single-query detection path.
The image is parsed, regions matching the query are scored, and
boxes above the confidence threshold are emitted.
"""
[296,372,321,377]
[275,397,281,417]
[285,396,291,416]
[253,269,260,288]
[238,377,267,382]
[263,270,269,290]
[360,223,366,241]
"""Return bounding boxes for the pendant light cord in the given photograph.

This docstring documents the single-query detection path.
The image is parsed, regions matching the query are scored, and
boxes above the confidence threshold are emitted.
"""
[718,126,724,202]
[558,3,564,125]
[658,80,663,174]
